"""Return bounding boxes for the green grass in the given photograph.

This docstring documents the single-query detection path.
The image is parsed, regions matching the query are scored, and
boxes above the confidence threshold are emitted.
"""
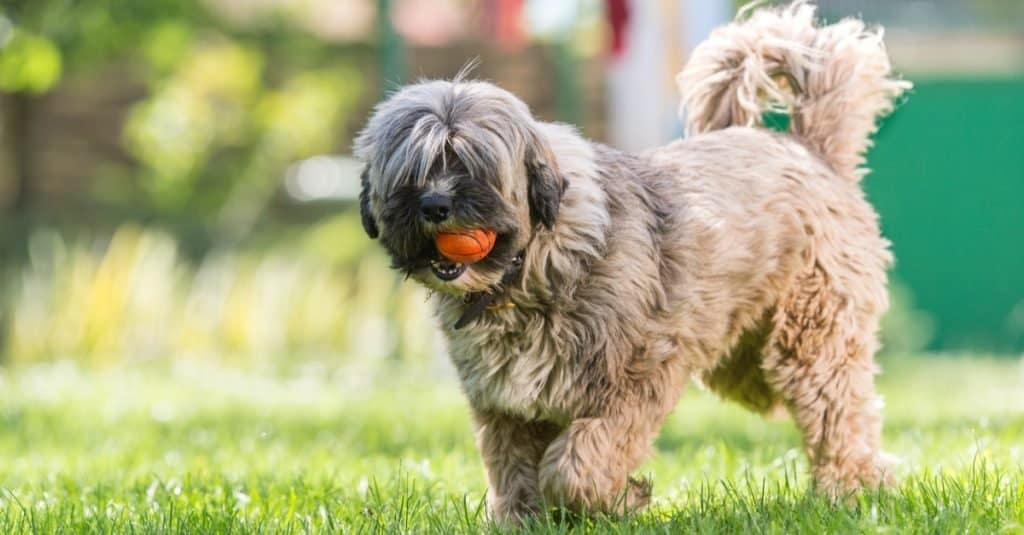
[1,356,1022,533]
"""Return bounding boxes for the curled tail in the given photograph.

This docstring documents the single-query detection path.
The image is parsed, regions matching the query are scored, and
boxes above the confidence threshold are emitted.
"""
[677,1,910,181]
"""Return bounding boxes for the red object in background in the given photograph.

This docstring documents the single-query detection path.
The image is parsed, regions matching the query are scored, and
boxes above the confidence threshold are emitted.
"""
[392,0,466,47]
[487,0,526,51]
[606,0,630,57]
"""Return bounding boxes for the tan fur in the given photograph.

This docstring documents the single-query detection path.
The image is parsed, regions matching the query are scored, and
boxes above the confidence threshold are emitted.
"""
[355,1,909,522]
[678,1,911,182]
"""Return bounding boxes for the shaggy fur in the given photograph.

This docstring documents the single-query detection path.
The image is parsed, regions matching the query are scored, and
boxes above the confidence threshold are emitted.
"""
[354,1,910,522]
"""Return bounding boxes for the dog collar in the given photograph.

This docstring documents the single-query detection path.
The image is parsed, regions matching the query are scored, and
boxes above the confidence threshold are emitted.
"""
[453,251,524,329]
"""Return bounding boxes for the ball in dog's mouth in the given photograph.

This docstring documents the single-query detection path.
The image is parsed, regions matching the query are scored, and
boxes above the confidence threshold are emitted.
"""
[429,228,496,281]
[429,258,467,281]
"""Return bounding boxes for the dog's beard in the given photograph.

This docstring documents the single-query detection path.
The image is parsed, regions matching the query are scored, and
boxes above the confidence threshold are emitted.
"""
[386,228,521,296]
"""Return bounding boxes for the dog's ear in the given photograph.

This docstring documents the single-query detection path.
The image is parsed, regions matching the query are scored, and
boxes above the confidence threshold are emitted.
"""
[359,167,380,239]
[525,138,566,230]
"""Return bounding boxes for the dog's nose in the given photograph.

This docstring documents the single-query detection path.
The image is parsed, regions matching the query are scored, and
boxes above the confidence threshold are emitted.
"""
[419,194,452,223]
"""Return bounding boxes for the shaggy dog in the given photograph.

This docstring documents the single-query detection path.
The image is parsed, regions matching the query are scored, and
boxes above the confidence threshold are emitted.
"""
[354,2,910,521]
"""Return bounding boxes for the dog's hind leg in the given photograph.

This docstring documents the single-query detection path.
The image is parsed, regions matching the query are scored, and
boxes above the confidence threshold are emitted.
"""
[472,410,562,523]
[762,263,895,497]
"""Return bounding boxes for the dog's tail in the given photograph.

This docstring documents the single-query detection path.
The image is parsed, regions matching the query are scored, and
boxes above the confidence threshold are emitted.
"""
[676,1,910,181]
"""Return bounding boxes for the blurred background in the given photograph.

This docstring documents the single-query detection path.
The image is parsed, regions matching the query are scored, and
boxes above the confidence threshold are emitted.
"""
[0,0,1021,374]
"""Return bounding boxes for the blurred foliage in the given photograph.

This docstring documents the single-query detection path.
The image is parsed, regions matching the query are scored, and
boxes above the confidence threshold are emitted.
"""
[0,1,387,366]
[0,28,62,94]
[879,281,936,355]
[122,36,362,227]
[4,222,440,369]
[1,0,368,234]
[0,1,214,99]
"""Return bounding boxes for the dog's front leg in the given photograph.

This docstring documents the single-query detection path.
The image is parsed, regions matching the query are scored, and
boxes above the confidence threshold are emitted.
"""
[537,411,663,515]
[472,410,562,523]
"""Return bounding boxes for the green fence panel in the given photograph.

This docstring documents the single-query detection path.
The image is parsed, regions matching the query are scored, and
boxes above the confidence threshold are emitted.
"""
[866,77,1024,352]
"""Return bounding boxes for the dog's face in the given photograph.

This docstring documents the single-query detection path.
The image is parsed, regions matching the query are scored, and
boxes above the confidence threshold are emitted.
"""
[354,80,565,295]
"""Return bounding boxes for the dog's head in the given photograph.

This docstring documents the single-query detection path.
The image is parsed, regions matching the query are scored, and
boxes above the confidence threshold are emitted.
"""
[354,80,566,295]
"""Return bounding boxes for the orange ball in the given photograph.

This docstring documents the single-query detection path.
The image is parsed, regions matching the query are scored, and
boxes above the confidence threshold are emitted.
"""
[435,229,497,264]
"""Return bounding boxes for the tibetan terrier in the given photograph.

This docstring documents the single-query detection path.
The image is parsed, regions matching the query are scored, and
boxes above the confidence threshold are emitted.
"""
[354,1,910,521]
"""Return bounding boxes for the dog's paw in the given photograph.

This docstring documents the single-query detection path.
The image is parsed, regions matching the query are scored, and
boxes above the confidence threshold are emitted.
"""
[539,469,652,516]
[813,452,900,501]
[623,476,652,512]
[486,486,545,525]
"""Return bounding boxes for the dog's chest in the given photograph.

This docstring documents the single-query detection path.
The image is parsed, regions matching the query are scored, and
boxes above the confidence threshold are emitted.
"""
[447,328,576,423]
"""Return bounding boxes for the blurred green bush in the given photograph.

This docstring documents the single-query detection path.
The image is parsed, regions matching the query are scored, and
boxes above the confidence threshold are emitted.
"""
[3,218,442,369]
[1,0,371,242]
[0,1,394,368]
[0,28,62,94]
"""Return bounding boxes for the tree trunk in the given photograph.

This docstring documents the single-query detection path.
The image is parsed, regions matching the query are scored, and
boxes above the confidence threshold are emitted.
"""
[4,92,36,217]
[1,92,36,266]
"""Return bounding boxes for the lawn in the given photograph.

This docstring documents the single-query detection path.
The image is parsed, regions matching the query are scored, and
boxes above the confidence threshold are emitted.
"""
[1,356,1022,533]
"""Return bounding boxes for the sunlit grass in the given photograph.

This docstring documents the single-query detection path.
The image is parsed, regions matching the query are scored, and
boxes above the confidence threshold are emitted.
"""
[1,356,1022,533]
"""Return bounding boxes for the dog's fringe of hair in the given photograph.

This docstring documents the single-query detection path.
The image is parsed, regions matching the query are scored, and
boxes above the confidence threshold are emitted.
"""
[676,1,911,181]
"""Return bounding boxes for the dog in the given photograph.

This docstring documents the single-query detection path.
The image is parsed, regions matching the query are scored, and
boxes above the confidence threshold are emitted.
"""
[354,1,910,521]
